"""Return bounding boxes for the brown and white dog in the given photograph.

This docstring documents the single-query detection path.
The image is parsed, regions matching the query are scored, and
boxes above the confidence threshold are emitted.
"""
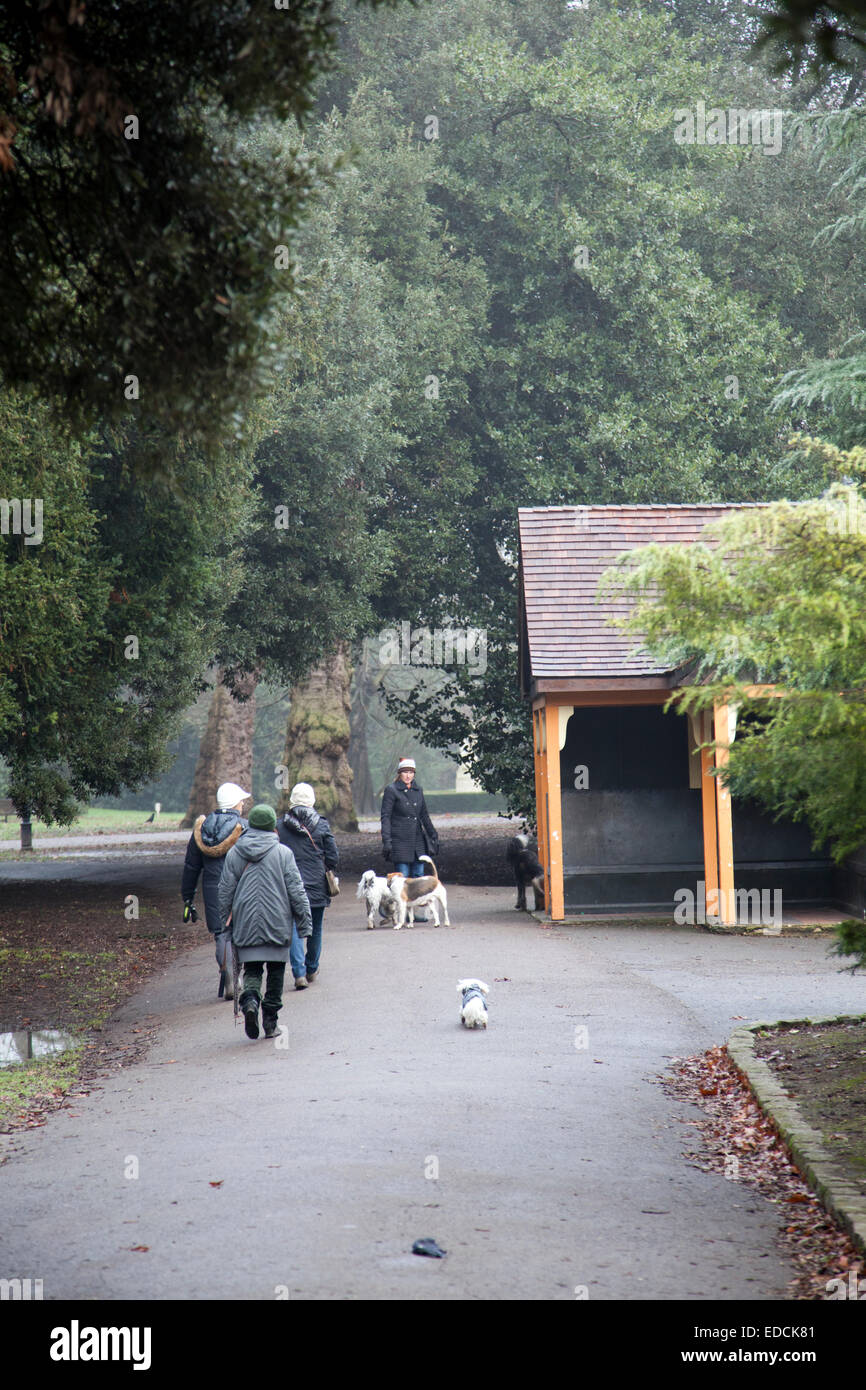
[386,855,450,929]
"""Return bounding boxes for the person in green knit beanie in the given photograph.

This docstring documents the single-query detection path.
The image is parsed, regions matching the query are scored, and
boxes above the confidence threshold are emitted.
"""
[218,803,313,1039]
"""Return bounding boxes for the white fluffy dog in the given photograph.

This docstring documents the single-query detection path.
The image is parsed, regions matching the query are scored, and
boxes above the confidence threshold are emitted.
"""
[356,870,399,930]
[386,855,450,929]
[457,978,489,1029]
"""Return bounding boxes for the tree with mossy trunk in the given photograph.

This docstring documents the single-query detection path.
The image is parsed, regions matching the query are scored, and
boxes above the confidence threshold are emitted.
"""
[278,645,357,831]
[348,641,377,817]
[185,97,481,823]
[323,0,863,815]
[180,115,405,824]
[180,672,257,828]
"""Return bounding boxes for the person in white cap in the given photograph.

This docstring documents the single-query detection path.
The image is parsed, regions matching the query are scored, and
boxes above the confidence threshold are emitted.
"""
[181,781,250,997]
[277,782,340,988]
[380,759,439,919]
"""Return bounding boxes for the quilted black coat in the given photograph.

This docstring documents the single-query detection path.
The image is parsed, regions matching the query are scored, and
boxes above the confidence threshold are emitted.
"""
[380,778,439,865]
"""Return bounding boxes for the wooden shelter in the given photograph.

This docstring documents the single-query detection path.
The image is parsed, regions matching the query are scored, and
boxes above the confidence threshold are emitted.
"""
[518,505,844,923]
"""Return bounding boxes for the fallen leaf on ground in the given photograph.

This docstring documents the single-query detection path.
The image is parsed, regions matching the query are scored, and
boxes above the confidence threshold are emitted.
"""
[661,1042,863,1300]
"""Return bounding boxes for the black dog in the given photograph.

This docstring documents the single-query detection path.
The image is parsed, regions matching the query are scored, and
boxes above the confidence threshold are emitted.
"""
[506,833,544,911]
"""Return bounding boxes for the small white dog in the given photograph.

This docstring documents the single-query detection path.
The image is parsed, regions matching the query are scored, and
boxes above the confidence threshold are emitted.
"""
[457,978,489,1029]
[387,855,450,929]
[356,870,400,930]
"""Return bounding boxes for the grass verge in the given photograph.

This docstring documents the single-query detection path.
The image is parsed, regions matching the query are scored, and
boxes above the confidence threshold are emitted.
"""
[0,808,185,842]
[754,1019,866,1196]
[0,871,199,1135]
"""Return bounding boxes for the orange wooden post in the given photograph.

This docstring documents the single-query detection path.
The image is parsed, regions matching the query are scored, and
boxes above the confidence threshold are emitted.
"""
[534,707,547,897]
[532,705,545,840]
[544,702,565,921]
[713,703,736,925]
[532,704,549,912]
[700,730,719,921]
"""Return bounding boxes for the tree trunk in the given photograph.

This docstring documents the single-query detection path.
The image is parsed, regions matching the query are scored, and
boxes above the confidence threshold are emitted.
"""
[279,643,358,831]
[180,669,258,828]
[348,641,376,816]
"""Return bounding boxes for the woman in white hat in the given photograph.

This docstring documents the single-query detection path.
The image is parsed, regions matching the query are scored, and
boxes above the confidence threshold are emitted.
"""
[380,759,440,918]
[277,782,339,988]
[181,781,250,998]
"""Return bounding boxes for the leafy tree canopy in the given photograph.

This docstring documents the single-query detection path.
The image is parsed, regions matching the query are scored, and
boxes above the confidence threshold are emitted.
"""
[755,0,866,72]
[216,101,488,689]
[772,108,866,451]
[320,0,864,815]
[0,396,250,821]
[0,0,398,457]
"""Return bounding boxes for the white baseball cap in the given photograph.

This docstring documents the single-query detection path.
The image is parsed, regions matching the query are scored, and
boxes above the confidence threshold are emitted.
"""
[217,782,251,810]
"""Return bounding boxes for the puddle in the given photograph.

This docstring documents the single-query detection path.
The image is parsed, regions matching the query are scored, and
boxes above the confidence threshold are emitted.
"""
[0,1028,76,1067]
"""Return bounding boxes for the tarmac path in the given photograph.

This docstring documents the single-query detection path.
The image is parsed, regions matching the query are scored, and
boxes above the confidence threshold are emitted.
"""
[1,880,863,1301]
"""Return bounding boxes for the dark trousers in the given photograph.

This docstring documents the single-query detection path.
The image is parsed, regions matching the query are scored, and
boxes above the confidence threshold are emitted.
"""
[239,961,286,1016]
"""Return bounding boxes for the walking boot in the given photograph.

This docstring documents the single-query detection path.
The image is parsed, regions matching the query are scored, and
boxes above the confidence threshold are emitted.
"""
[262,1008,279,1039]
[242,996,260,1039]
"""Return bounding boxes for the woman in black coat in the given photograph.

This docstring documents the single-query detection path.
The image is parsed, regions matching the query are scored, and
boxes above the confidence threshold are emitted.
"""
[380,758,439,878]
[277,782,339,988]
[180,781,250,999]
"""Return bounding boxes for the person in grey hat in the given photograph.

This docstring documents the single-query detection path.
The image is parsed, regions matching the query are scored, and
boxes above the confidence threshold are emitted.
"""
[218,803,313,1039]
[181,780,250,998]
[277,782,339,988]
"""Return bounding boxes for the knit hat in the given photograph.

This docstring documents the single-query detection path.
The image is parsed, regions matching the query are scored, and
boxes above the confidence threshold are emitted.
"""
[248,803,277,831]
[397,758,416,772]
[217,781,250,811]
[289,783,316,808]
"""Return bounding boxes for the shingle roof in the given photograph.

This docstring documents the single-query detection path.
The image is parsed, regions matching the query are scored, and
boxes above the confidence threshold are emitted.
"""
[518,504,759,681]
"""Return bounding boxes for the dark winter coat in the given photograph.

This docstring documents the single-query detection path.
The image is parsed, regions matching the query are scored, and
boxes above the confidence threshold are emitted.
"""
[276,806,339,910]
[218,827,312,962]
[181,809,249,934]
[380,778,439,865]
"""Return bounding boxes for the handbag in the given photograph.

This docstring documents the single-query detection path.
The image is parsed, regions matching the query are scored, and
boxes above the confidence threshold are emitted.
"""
[295,817,340,896]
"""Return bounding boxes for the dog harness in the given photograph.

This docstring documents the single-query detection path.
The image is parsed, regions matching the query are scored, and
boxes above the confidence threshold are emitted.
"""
[461,984,487,1011]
